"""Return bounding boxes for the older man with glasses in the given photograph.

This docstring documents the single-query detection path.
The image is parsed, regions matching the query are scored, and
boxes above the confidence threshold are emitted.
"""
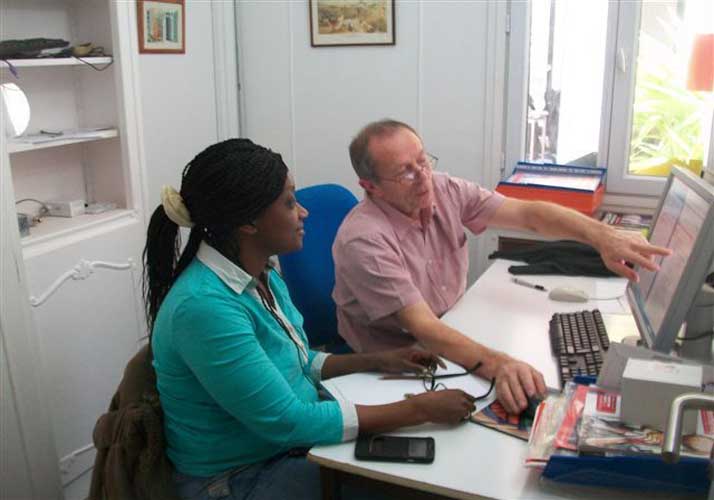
[332,119,671,415]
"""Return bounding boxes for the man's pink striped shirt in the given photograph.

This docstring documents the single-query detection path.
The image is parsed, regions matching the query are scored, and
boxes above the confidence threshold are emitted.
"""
[332,172,505,352]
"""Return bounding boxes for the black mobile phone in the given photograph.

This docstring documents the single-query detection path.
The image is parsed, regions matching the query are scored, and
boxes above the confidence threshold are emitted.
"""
[354,434,435,464]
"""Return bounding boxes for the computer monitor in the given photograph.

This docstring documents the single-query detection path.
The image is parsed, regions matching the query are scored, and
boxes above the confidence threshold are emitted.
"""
[626,167,714,353]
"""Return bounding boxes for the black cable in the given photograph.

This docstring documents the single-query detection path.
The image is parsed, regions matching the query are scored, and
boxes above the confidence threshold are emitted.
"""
[73,55,113,71]
[1,59,18,78]
[15,198,49,217]
[16,197,46,206]
[677,330,714,341]
[474,378,496,401]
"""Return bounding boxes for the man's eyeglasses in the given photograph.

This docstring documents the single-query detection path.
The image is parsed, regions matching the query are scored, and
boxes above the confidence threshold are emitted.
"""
[378,153,438,185]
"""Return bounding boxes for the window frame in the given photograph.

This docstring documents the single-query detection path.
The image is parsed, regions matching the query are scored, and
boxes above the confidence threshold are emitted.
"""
[504,0,714,201]
[605,0,667,196]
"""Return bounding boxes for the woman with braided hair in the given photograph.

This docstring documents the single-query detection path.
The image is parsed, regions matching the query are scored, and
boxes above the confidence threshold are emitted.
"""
[144,138,477,499]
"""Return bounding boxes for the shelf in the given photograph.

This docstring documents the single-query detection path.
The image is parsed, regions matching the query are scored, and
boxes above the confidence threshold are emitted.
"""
[8,129,118,153]
[20,209,138,256]
[0,57,113,68]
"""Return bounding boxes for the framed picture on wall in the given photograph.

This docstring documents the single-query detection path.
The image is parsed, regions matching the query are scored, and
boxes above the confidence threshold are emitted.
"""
[309,0,395,47]
[137,0,185,54]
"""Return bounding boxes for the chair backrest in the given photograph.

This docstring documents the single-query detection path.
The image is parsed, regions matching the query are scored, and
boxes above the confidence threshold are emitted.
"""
[278,184,358,349]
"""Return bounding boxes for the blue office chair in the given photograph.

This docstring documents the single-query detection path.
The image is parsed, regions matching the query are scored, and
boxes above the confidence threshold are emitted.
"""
[279,184,358,353]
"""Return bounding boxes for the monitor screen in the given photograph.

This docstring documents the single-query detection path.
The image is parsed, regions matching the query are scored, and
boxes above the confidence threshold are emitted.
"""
[626,168,714,352]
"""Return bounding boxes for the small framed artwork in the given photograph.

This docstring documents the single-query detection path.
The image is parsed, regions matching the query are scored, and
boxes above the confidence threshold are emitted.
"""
[309,0,395,47]
[137,0,185,54]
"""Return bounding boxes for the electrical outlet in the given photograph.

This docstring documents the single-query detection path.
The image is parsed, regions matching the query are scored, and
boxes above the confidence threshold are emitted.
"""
[45,199,85,217]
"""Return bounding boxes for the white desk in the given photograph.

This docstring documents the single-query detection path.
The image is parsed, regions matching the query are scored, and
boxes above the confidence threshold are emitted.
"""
[308,260,701,500]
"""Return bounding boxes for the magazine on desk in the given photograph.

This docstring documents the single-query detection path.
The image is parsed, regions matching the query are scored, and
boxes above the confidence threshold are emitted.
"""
[577,388,714,459]
[470,400,533,441]
[525,384,714,468]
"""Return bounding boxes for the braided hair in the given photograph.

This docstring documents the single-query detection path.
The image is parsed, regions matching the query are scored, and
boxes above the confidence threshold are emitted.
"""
[142,138,288,331]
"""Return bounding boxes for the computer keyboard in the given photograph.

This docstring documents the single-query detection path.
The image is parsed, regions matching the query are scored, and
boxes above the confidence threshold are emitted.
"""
[549,309,610,388]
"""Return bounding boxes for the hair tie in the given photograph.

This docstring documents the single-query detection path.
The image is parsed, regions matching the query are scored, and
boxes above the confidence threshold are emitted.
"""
[161,185,194,228]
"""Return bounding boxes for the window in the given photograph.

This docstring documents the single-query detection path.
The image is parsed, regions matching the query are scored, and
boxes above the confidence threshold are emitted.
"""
[506,0,714,198]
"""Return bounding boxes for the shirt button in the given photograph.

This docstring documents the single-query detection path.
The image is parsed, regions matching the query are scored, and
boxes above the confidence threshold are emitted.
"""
[441,286,447,291]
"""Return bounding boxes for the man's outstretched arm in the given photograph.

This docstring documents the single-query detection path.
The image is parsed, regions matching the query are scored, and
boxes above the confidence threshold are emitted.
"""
[488,198,672,281]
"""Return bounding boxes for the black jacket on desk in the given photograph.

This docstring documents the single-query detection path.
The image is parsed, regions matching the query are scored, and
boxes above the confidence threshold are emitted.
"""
[488,240,616,277]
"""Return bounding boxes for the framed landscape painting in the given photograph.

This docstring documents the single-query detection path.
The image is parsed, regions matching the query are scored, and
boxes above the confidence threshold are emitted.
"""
[309,0,395,47]
[137,0,185,54]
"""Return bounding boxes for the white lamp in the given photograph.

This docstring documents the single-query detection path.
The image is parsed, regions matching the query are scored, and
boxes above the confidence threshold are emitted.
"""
[1,83,30,138]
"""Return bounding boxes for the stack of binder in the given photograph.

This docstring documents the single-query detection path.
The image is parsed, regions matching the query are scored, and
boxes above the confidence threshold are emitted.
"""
[496,162,606,215]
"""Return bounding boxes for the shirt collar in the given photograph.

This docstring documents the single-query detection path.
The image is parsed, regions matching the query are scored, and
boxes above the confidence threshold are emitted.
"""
[367,195,437,239]
[197,241,267,295]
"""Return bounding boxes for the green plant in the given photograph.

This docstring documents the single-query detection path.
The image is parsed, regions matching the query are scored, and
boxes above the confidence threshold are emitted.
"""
[629,22,714,175]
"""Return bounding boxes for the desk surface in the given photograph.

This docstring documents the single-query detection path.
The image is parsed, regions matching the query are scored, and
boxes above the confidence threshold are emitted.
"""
[309,260,700,500]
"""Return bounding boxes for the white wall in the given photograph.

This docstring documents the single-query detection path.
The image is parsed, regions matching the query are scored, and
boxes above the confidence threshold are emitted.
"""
[237,0,505,279]
[138,1,220,214]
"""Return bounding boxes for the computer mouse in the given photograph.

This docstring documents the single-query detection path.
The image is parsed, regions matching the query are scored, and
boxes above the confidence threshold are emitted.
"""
[522,396,542,420]
[548,286,589,303]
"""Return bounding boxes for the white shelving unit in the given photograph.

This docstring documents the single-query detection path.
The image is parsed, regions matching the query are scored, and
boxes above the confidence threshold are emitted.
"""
[20,208,135,252]
[0,0,143,251]
[7,128,118,153]
[1,2,147,498]
[0,56,113,68]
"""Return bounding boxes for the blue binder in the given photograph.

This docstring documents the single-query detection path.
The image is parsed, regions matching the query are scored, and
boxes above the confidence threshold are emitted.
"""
[542,453,709,493]
[541,377,710,493]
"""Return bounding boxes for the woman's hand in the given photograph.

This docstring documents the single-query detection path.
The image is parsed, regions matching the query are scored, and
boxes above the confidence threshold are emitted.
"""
[323,349,444,380]
[355,388,477,434]
[409,389,477,425]
[371,347,446,374]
